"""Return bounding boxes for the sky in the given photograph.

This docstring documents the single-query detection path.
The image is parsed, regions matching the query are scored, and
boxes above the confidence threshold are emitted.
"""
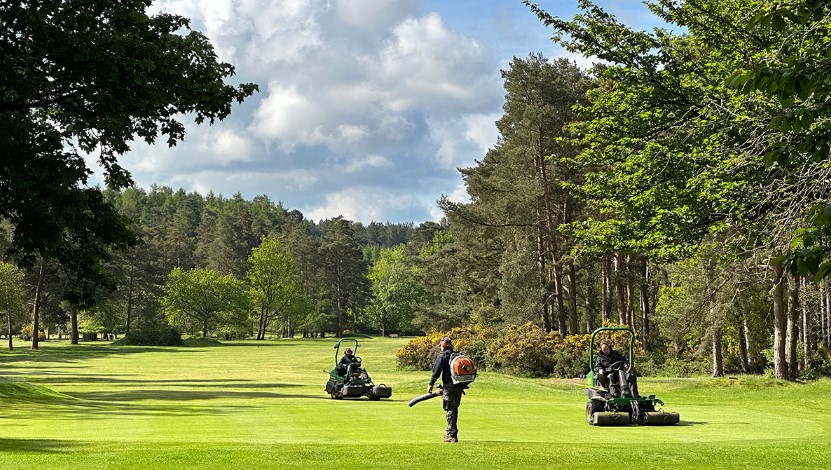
[96,0,664,224]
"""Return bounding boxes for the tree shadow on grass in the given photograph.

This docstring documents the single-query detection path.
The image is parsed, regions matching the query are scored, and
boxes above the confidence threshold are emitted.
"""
[0,344,204,365]
[0,438,79,454]
[69,387,328,403]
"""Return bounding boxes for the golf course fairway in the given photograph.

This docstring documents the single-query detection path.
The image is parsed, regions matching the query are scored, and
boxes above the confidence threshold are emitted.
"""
[1,337,828,469]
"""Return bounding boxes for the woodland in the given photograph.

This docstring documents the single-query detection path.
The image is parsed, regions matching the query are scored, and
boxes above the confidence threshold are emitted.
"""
[3,0,831,382]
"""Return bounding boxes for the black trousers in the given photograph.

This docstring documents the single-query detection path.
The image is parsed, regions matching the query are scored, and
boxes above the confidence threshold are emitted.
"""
[604,370,639,397]
[442,386,464,436]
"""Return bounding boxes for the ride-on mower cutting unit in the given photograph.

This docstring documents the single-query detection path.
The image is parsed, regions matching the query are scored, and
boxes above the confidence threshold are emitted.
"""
[325,339,392,400]
[585,326,679,426]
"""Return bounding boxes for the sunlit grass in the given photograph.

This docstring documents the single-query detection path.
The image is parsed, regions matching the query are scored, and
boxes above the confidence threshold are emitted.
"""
[1,337,829,469]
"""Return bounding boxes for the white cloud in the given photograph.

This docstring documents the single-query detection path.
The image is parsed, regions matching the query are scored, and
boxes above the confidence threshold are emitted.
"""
[342,154,393,173]
[198,128,256,162]
[135,1,529,223]
[306,187,415,223]
[427,112,498,169]
[333,0,418,33]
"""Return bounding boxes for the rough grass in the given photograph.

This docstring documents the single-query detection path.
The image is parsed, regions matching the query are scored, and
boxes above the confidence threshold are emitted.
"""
[1,337,829,469]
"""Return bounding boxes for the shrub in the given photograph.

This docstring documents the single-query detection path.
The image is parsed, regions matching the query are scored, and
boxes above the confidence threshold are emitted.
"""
[19,324,46,341]
[395,327,497,370]
[116,326,183,346]
[551,332,591,377]
[488,323,557,377]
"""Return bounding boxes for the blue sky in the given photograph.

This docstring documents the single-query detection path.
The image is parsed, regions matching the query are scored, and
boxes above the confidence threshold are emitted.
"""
[101,1,663,224]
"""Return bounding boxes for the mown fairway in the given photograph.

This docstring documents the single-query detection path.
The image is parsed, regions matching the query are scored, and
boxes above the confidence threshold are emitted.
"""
[1,337,829,469]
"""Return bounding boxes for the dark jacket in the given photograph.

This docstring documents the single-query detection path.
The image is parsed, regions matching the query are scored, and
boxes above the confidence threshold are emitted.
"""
[339,354,355,368]
[595,348,627,373]
[430,348,454,387]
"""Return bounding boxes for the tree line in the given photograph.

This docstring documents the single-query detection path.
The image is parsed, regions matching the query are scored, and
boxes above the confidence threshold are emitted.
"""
[4,1,831,382]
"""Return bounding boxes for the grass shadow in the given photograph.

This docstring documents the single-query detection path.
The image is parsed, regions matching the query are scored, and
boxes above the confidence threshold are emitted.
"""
[0,438,79,454]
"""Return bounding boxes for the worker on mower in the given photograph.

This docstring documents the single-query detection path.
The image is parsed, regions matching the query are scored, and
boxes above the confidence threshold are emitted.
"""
[595,342,640,398]
[428,337,463,443]
[338,348,356,376]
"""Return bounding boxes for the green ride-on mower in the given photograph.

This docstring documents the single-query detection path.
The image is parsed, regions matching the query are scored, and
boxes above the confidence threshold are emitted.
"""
[585,326,679,426]
[325,339,392,400]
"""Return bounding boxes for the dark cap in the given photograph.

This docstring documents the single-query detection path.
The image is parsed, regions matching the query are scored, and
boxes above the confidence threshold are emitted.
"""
[438,337,453,348]
[345,348,353,355]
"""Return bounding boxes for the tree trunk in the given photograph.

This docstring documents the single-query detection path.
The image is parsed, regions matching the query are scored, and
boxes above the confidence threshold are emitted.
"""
[625,254,635,326]
[553,267,567,335]
[786,272,799,380]
[31,258,45,350]
[124,267,134,336]
[601,255,612,323]
[638,257,650,351]
[821,280,828,349]
[7,311,12,351]
[712,323,723,377]
[801,277,813,368]
[537,232,552,333]
[737,314,749,373]
[585,261,597,333]
[69,304,79,345]
[615,253,627,325]
[202,319,209,337]
[772,262,788,380]
[566,261,578,335]
[257,310,266,340]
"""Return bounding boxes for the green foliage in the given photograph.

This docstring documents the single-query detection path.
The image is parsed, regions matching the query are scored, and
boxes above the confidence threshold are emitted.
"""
[366,245,425,335]
[395,327,497,370]
[247,236,310,339]
[0,261,28,347]
[116,325,184,346]
[488,323,559,377]
[0,1,257,304]
[162,267,250,337]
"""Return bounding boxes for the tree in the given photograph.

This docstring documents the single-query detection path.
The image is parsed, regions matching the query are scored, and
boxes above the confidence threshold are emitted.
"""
[366,245,425,336]
[318,217,368,336]
[247,236,309,340]
[524,0,831,379]
[0,0,257,305]
[0,262,27,350]
[162,267,250,337]
[440,54,591,334]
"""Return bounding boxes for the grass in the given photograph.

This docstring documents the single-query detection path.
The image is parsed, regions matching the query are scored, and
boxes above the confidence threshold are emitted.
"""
[1,336,829,469]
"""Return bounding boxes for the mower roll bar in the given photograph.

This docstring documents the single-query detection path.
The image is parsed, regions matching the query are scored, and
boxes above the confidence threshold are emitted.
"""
[588,326,635,373]
[333,338,360,365]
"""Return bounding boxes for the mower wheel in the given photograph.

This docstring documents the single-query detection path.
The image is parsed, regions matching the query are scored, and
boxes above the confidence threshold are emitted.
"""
[585,399,604,424]
[368,395,381,401]
[330,388,340,400]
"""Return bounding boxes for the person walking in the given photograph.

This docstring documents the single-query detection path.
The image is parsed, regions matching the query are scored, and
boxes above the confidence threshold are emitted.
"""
[428,337,463,442]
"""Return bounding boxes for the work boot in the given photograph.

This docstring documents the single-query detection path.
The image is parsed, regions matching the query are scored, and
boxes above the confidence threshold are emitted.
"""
[443,433,453,442]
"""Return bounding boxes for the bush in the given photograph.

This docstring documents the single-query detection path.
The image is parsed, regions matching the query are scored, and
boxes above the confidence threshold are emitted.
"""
[116,326,183,346]
[19,324,46,341]
[551,333,591,377]
[395,327,497,370]
[800,347,831,380]
[488,323,558,377]
[396,322,725,379]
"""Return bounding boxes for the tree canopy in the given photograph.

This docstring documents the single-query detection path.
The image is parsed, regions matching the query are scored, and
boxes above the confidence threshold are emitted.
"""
[0,0,257,304]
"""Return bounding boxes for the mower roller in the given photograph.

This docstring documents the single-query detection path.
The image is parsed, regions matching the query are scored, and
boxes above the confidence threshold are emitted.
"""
[584,326,679,426]
[324,339,392,400]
